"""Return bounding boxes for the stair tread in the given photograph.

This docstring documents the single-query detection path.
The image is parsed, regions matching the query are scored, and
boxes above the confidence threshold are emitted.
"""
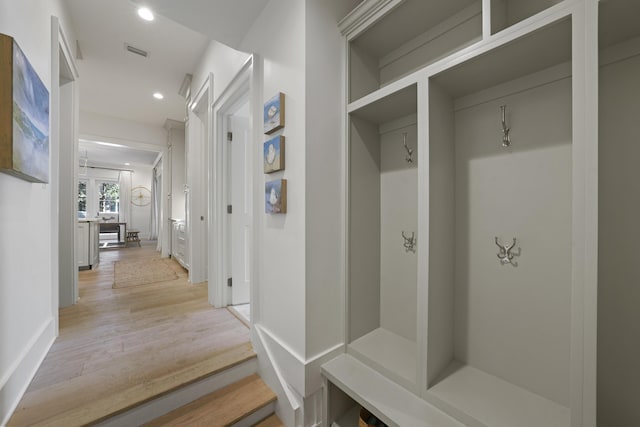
[253,413,285,427]
[26,342,256,427]
[144,374,277,427]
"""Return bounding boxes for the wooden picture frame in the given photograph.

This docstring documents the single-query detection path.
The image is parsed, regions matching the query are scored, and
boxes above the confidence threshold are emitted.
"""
[0,33,50,183]
[265,179,287,214]
[263,92,285,134]
[263,136,285,173]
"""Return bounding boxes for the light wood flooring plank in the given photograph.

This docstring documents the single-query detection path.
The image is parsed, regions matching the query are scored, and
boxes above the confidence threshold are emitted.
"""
[143,374,277,427]
[253,414,285,427]
[8,241,252,427]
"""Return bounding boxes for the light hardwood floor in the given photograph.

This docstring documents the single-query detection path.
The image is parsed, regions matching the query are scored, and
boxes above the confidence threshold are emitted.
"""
[144,374,277,427]
[8,241,252,427]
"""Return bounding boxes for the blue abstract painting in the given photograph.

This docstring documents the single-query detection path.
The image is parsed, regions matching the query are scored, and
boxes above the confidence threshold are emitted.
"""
[263,92,284,134]
[9,39,49,182]
[263,136,285,173]
[265,179,287,214]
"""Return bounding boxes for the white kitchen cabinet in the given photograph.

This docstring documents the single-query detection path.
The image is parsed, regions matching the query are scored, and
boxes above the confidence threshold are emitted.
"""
[78,220,99,270]
[171,219,188,270]
[77,222,89,269]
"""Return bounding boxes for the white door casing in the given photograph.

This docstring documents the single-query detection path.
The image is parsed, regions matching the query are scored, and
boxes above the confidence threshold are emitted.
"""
[230,113,251,305]
[209,56,257,311]
[188,74,212,284]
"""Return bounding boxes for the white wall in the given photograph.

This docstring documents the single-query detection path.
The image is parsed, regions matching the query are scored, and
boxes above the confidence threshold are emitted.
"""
[598,49,640,427]
[168,127,186,220]
[188,0,359,421]
[192,41,251,105]
[304,0,360,361]
[211,0,359,421]
[380,123,418,342]
[131,166,153,237]
[240,0,308,361]
[0,0,76,424]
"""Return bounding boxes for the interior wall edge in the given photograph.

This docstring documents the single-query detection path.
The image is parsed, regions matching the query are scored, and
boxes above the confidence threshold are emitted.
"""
[0,317,56,426]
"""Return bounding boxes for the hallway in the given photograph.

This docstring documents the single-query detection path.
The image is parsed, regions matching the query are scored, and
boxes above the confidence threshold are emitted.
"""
[8,242,252,426]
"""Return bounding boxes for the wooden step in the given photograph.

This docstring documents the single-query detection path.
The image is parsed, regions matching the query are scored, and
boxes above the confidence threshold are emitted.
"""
[254,413,285,427]
[144,374,277,427]
[16,342,256,427]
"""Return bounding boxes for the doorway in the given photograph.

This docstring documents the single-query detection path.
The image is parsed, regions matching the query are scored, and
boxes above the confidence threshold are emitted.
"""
[53,17,80,309]
[210,57,257,321]
[227,100,251,308]
[188,77,211,285]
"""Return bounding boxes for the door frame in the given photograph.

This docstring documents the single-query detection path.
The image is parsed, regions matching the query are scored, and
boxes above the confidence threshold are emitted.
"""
[209,56,259,311]
[51,16,80,316]
[187,73,213,284]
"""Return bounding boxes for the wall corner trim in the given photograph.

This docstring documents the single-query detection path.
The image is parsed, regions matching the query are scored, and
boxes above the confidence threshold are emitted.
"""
[0,317,56,426]
[254,324,345,398]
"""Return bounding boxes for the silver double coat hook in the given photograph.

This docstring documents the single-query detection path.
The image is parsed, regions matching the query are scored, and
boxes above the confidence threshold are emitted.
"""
[500,105,511,149]
[495,236,520,266]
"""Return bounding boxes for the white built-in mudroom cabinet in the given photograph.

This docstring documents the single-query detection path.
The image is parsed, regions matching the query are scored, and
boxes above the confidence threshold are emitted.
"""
[322,0,639,426]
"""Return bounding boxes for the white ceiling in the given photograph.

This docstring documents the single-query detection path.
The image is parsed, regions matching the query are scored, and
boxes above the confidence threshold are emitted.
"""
[78,139,159,169]
[65,0,210,128]
[129,0,270,50]
[64,0,267,167]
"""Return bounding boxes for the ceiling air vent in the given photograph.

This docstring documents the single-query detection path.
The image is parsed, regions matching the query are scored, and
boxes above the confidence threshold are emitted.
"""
[124,43,148,58]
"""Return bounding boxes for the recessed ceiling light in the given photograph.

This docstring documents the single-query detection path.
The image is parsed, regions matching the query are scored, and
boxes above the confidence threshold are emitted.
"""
[137,7,154,21]
[153,92,164,100]
[124,163,131,166]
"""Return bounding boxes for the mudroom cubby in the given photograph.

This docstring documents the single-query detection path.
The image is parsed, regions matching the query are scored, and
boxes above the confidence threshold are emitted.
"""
[347,82,420,391]
[327,0,598,426]
[597,1,640,426]
[489,0,565,35]
[425,16,573,427]
[345,0,482,103]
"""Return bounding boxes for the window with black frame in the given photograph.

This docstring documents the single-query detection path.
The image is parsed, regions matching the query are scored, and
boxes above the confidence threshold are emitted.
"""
[98,181,119,214]
[78,180,87,218]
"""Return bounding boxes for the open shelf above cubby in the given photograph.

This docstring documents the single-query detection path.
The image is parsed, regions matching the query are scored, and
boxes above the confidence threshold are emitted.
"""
[598,0,640,49]
[433,16,571,99]
[490,0,564,35]
[349,83,417,125]
[343,0,481,103]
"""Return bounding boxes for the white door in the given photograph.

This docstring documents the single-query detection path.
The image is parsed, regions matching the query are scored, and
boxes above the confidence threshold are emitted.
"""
[230,112,251,305]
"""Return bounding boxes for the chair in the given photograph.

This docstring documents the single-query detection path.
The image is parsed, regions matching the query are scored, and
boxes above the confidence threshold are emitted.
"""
[126,230,141,247]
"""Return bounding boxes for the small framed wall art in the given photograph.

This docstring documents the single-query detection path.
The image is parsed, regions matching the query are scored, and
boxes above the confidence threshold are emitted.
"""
[265,179,287,214]
[263,92,284,134]
[264,136,285,173]
[0,33,50,183]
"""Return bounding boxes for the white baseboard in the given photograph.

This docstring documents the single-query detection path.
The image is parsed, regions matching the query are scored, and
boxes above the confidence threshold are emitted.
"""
[253,325,302,427]
[253,324,346,427]
[0,317,56,427]
[255,325,344,397]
